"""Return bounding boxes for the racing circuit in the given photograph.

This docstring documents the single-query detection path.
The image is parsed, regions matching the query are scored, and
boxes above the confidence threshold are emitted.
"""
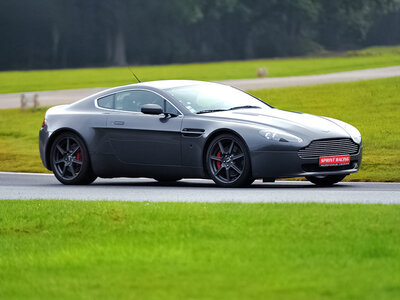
[1,172,399,204]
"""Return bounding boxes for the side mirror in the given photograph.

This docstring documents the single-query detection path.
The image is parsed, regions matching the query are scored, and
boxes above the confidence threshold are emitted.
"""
[141,104,163,115]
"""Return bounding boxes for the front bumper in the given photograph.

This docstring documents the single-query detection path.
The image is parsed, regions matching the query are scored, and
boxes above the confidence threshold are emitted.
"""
[251,145,362,179]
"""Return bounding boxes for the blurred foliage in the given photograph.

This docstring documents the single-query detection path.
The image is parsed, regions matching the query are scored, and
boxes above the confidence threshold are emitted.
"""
[0,0,399,70]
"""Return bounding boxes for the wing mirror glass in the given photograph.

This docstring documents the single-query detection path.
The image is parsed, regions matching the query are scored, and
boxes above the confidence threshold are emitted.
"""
[141,104,163,115]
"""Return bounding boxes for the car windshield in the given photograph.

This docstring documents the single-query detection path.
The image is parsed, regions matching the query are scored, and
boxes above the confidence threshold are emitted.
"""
[164,84,270,114]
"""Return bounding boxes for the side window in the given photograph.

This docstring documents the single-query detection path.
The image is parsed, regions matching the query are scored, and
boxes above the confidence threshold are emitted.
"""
[97,94,114,109]
[97,90,181,115]
[165,101,180,115]
[115,90,164,112]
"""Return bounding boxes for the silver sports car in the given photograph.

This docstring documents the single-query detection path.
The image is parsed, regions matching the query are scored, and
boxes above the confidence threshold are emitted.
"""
[39,80,362,187]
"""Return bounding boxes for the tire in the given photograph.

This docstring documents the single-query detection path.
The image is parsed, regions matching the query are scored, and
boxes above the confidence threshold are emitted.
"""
[206,134,253,187]
[50,132,97,185]
[306,175,346,186]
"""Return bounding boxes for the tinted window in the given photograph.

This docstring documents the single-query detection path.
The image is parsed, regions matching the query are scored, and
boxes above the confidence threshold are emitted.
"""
[114,90,164,112]
[165,101,180,115]
[97,94,114,109]
[97,90,180,115]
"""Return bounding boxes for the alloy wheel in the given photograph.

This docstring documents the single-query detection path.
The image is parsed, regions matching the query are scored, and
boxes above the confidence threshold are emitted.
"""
[52,136,83,180]
[208,136,247,185]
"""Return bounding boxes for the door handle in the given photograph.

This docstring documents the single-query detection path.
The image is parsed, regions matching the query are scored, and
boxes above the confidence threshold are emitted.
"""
[113,121,125,125]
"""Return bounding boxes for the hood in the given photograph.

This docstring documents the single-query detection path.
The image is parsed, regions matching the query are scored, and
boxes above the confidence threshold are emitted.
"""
[203,108,350,140]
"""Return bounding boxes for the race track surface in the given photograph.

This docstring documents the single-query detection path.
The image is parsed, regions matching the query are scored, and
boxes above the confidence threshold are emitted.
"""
[1,66,400,109]
[1,172,399,204]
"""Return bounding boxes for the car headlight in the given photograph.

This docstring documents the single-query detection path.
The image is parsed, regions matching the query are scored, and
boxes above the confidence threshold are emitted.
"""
[326,117,362,144]
[259,129,303,143]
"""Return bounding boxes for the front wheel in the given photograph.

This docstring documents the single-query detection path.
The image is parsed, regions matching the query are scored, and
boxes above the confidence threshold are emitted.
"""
[50,132,97,185]
[306,175,346,186]
[206,134,253,187]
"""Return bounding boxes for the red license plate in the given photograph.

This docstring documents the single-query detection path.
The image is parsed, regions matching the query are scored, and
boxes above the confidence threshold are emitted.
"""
[319,155,350,166]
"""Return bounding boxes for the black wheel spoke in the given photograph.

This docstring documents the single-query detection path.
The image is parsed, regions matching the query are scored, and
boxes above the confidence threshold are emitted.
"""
[215,166,224,176]
[218,141,225,154]
[225,168,230,181]
[228,141,235,154]
[72,159,82,165]
[62,164,67,176]
[66,138,70,152]
[210,155,223,162]
[56,144,66,155]
[55,159,64,164]
[70,146,79,155]
[68,165,76,177]
[231,163,242,175]
[231,153,244,161]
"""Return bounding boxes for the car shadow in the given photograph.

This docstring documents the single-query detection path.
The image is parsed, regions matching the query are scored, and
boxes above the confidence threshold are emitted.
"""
[90,179,354,189]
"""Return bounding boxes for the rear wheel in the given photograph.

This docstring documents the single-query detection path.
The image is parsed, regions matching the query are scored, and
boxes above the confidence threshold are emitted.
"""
[306,175,346,186]
[50,132,97,185]
[206,134,253,187]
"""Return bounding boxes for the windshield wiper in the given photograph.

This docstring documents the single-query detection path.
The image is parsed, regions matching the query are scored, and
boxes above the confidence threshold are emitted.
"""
[196,106,261,114]
[228,105,261,111]
[196,109,228,114]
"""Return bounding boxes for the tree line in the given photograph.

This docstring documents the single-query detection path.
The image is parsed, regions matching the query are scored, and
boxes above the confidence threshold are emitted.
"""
[0,0,399,70]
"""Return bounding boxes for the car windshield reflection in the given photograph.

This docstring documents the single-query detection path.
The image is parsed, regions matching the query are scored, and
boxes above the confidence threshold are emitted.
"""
[164,84,270,114]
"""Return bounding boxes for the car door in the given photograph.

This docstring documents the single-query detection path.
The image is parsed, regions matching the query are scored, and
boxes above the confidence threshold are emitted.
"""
[100,89,183,167]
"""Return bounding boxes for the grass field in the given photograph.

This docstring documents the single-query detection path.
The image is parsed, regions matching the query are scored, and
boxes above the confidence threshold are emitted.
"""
[0,107,48,173]
[0,76,399,181]
[0,45,400,94]
[0,200,399,300]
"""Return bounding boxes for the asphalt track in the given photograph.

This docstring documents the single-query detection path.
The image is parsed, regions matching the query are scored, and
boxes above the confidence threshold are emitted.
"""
[1,66,400,109]
[1,172,399,204]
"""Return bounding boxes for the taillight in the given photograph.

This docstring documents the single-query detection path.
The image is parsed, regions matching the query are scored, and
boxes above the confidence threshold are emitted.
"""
[42,119,47,128]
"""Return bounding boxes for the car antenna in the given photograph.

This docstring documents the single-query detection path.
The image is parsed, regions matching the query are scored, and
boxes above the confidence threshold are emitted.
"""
[127,67,141,83]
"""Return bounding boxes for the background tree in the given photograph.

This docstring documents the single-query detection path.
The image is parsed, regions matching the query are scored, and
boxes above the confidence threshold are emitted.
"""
[0,0,399,70]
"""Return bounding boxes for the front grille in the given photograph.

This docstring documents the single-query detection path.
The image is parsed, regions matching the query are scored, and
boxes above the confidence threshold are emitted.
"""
[298,138,359,159]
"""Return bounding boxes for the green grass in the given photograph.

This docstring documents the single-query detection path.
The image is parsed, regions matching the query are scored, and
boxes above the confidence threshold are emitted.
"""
[1,45,400,94]
[0,200,399,299]
[0,76,399,181]
[250,76,400,182]
[0,107,48,173]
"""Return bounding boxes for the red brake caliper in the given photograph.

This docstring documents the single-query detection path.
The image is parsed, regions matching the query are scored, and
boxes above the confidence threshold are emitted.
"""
[74,150,82,172]
[76,150,82,162]
[216,151,221,169]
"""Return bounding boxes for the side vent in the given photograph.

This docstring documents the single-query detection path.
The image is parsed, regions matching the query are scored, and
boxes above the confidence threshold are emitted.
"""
[181,128,205,138]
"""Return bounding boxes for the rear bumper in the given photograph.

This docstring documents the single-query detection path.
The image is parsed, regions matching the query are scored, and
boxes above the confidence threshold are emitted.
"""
[39,127,51,170]
[251,145,362,179]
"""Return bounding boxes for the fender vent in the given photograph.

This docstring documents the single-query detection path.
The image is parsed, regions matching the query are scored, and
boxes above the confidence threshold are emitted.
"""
[181,128,205,137]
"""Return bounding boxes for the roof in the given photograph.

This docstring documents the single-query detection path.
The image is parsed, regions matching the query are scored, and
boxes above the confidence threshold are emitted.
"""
[135,80,216,90]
